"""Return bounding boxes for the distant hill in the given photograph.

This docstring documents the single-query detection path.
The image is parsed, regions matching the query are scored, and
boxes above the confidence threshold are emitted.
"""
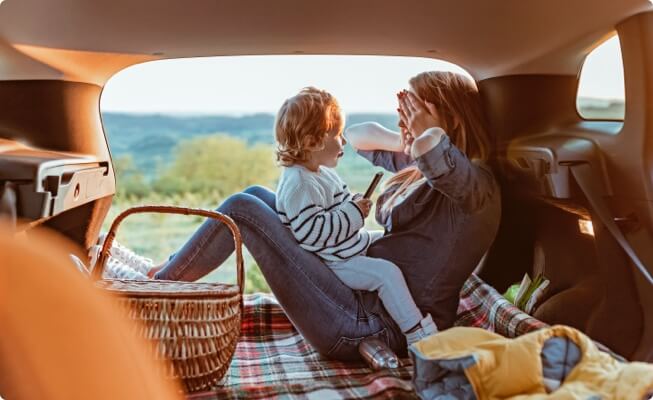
[101,112,399,180]
[102,104,625,182]
[577,98,624,120]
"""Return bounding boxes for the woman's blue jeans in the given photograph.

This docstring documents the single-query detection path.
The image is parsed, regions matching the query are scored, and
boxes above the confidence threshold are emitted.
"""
[155,185,405,360]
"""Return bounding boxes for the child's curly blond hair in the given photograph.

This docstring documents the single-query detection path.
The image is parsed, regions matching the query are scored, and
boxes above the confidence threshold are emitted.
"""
[274,87,343,166]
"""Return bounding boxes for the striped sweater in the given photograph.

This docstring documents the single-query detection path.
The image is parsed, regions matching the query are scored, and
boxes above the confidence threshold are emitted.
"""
[276,165,371,262]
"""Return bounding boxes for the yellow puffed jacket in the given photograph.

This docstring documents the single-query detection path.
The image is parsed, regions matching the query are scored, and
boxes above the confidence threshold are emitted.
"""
[410,325,653,399]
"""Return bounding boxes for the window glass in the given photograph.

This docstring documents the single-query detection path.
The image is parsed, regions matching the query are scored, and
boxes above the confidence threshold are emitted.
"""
[100,55,470,292]
[577,35,625,120]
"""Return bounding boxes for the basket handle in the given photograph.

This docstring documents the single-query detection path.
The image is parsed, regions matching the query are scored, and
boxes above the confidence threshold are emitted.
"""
[92,205,245,295]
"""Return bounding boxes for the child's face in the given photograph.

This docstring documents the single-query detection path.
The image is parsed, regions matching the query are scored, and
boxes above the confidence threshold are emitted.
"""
[310,127,346,168]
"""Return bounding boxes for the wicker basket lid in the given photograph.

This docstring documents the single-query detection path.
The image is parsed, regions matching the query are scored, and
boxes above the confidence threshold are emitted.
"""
[96,279,240,298]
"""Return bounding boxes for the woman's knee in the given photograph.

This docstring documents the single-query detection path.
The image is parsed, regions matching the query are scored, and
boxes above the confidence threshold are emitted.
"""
[243,185,271,198]
[217,192,285,240]
[219,192,267,214]
[242,185,276,210]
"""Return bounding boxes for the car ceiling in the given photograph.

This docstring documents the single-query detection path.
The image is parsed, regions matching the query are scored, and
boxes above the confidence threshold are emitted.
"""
[0,0,651,85]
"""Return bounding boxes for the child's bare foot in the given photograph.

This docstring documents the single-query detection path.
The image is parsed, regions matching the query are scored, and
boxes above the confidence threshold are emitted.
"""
[147,262,166,279]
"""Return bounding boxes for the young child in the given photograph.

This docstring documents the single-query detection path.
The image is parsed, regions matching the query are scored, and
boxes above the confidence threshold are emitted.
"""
[274,87,437,346]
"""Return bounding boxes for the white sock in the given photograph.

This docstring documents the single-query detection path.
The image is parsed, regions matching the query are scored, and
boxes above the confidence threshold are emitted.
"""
[103,256,149,280]
[97,233,153,275]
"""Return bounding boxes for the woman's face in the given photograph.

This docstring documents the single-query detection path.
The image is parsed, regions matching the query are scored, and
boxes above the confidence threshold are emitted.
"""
[398,86,447,137]
[414,87,451,132]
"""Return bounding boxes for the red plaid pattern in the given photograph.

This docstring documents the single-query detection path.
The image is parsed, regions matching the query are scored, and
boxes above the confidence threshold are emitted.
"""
[455,273,548,337]
[189,275,547,399]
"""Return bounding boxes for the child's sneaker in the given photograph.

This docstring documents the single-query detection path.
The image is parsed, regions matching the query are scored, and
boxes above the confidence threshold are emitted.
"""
[103,255,149,280]
[97,233,154,276]
[405,314,438,346]
[87,244,149,280]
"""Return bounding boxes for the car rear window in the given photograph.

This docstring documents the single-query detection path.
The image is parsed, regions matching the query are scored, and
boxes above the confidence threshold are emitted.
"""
[576,34,625,120]
[100,55,470,292]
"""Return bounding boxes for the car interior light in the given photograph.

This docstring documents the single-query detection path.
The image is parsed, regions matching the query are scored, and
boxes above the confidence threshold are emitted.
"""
[578,219,595,236]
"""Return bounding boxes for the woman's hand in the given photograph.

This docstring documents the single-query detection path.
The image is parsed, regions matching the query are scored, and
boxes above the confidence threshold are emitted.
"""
[398,123,414,155]
[397,95,414,155]
[398,91,442,138]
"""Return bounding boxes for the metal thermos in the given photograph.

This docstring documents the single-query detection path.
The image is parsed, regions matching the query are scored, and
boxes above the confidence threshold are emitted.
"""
[358,338,399,370]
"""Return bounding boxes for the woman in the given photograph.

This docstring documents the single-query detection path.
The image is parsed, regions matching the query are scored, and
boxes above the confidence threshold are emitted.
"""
[141,71,500,359]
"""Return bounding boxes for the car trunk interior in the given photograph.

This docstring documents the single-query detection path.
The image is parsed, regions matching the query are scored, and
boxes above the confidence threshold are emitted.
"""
[0,80,113,248]
[478,12,653,361]
[0,0,651,364]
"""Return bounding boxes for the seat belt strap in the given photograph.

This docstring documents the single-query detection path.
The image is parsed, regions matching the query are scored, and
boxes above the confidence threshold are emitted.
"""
[570,162,653,285]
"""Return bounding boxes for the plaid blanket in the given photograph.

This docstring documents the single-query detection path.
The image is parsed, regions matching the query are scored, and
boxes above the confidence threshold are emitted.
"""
[190,274,546,399]
[455,273,548,336]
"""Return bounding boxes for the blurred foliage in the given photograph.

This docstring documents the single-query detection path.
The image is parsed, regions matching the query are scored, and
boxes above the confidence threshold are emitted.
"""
[114,134,279,202]
[112,155,149,200]
[245,263,271,294]
[577,98,625,120]
[153,134,278,198]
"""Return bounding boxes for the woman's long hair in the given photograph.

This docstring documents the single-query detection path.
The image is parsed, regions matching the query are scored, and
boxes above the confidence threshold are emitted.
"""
[383,72,490,197]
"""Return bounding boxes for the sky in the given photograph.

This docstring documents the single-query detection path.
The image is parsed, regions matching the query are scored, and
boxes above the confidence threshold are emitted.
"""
[577,35,624,102]
[101,37,624,115]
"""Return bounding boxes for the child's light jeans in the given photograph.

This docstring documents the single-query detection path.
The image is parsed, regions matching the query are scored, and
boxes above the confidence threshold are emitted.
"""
[327,231,423,333]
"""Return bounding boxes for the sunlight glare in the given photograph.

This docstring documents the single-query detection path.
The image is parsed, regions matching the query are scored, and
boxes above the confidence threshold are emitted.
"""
[578,219,595,237]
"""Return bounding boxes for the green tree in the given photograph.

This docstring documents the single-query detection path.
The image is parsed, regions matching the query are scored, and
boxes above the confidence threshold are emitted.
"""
[113,155,150,199]
[153,134,279,198]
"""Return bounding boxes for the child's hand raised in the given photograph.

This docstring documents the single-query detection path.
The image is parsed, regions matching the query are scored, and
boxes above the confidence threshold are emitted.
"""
[353,197,373,218]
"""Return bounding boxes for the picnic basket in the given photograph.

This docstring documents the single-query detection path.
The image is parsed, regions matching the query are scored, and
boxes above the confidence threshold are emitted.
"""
[92,205,244,393]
